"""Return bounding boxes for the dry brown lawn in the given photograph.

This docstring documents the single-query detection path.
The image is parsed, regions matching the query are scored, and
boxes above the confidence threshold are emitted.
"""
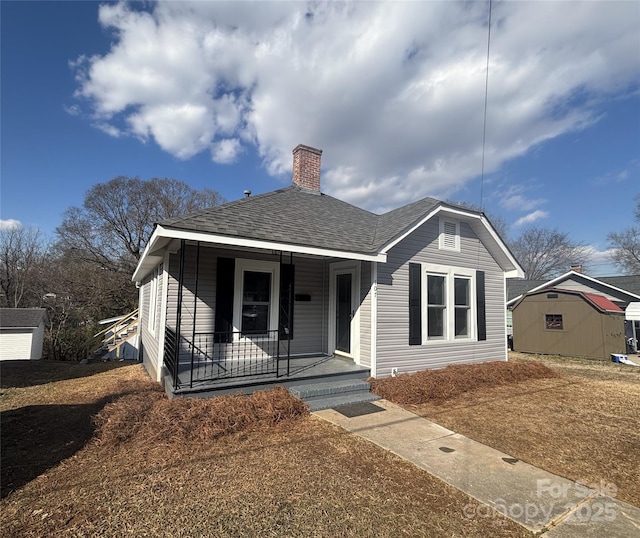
[1,360,529,538]
[377,353,640,508]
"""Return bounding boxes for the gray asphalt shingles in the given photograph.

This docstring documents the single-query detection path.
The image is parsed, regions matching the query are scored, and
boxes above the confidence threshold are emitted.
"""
[160,186,446,254]
[0,308,47,328]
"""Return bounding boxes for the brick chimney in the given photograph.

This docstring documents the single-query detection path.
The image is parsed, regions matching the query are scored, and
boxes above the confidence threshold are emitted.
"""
[570,264,584,274]
[292,144,322,191]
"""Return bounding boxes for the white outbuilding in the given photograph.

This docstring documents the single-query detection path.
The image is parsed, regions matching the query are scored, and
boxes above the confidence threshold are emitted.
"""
[0,308,48,360]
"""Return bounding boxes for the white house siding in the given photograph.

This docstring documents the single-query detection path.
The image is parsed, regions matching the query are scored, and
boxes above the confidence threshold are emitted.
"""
[376,219,507,378]
[0,329,33,360]
[139,268,162,381]
[359,261,371,368]
[165,245,329,357]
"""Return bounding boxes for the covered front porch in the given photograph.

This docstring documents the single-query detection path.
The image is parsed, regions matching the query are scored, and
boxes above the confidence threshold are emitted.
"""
[156,238,376,398]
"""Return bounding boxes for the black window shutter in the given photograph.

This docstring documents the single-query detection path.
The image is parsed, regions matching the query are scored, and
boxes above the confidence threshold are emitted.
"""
[279,264,295,340]
[409,263,422,345]
[476,270,487,341]
[214,257,235,343]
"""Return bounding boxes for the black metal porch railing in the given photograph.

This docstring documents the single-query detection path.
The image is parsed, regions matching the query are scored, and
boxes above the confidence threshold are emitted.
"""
[164,329,289,390]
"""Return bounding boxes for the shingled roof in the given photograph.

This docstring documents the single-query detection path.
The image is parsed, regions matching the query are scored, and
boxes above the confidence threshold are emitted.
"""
[133,144,524,283]
[160,185,443,254]
[0,308,48,328]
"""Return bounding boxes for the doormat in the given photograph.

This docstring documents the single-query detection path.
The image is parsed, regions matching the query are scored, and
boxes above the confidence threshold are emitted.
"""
[333,401,385,418]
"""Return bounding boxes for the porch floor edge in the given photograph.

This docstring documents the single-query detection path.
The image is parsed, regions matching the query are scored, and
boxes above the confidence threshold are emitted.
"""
[163,356,372,398]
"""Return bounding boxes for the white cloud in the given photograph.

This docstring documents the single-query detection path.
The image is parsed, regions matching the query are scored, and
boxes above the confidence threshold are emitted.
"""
[93,122,123,138]
[0,219,22,231]
[211,138,241,164]
[513,210,549,228]
[498,184,546,212]
[72,1,640,209]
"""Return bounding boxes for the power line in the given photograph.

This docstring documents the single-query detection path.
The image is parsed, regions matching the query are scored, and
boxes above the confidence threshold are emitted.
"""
[479,0,492,211]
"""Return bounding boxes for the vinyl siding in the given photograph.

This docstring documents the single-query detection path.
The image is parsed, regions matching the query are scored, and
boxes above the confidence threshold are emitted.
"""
[376,218,507,377]
[0,329,33,360]
[165,245,328,357]
[139,268,162,380]
[359,261,371,367]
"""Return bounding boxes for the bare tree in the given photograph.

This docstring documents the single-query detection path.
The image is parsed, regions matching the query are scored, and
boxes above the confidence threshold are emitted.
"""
[608,194,640,275]
[510,227,590,280]
[56,176,225,274]
[0,225,47,307]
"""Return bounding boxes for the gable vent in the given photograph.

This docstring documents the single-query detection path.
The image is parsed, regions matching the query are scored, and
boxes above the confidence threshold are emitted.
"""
[440,219,459,251]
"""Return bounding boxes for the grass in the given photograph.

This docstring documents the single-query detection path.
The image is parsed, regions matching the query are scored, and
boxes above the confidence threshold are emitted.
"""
[374,352,640,508]
[1,360,528,537]
[2,354,637,536]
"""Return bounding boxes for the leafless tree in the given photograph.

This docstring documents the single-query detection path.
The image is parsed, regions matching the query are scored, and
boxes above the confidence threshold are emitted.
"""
[608,194,640,275]
[510,227,590,280]
[56,176,225,274]
[0,225,47,307]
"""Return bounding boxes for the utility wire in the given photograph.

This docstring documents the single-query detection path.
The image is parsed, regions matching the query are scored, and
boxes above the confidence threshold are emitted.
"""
[479,0,493,211]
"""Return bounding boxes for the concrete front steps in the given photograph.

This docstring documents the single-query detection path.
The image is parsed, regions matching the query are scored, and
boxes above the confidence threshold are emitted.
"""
[288,379,380,411]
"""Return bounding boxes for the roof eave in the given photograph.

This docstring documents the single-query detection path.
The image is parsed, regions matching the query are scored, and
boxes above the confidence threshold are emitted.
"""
[379,206,524,277]
[133,225,386,282]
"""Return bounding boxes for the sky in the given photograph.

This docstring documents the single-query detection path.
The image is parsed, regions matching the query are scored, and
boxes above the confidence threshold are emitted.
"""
[1,0,639,277]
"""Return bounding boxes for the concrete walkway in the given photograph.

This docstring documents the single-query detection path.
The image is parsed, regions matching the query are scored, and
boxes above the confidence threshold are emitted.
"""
[314,399,640,537]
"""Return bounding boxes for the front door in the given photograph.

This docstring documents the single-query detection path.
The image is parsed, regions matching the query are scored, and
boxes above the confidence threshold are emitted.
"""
[336,273,352,353]
[329,262,359,360]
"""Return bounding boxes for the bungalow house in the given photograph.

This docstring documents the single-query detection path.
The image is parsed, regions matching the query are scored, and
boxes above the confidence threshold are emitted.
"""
[507,271,640,355]
[0,308,48,360]
[133,145,523,401]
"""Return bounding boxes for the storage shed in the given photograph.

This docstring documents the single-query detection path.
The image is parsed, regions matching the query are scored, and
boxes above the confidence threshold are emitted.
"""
[511,289,625,360]
[0,308,48,360]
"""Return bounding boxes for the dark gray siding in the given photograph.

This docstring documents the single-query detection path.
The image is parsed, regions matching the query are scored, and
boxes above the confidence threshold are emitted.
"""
[376,219,506,377]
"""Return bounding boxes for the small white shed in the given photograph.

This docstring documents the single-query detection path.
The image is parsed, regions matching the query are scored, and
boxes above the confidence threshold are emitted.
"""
[0,308,48,360]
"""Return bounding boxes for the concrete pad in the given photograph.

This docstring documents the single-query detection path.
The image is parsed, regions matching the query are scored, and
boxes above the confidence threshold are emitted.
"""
[314,400,637,534]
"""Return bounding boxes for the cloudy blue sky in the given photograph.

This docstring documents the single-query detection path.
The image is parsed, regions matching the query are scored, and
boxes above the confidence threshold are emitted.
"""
[2,1,639,276]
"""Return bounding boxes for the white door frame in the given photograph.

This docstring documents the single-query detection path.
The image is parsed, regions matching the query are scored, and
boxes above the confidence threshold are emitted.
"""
[328,260,361,363]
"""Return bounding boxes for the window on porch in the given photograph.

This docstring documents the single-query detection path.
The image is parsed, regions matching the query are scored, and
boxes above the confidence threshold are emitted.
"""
[241,271,271,334]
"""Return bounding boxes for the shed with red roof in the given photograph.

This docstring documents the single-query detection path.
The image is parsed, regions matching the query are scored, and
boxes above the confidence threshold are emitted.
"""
[511,288,625,360]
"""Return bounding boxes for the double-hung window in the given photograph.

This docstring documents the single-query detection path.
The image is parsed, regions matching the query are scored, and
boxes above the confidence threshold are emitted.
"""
[233,259,280,338]
[410,263,482,344]
[427,274,446,339]
[454,276,471,338]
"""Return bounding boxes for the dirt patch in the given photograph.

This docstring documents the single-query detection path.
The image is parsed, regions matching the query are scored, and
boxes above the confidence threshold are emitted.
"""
[370,360,558,405]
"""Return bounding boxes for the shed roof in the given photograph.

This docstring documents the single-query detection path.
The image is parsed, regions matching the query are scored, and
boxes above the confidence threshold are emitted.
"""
[583,293,623,313]
[507,271,640,305]
[0,308,48,329]
[513,289,624,314]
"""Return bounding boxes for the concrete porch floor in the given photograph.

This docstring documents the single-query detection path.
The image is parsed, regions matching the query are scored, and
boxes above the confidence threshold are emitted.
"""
[166,355,371,398]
